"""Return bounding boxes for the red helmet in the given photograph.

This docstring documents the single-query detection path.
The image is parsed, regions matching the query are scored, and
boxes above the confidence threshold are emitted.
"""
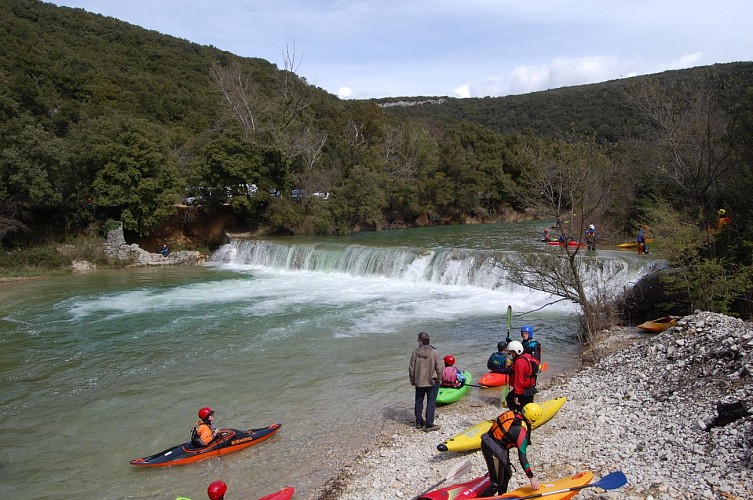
[443,355,455,366]
[198,407,214,420]
[207,480,227,500]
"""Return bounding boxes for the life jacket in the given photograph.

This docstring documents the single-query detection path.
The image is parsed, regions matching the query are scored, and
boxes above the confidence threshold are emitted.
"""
[191,421,214,446]
[441,366,461,387]
[518,353,539,394]
[489,410,529,445]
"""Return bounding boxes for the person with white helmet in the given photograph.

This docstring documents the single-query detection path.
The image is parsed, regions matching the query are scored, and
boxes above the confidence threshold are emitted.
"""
[496,340,539,411]
[480,403,542,495]
[585,224,597,252]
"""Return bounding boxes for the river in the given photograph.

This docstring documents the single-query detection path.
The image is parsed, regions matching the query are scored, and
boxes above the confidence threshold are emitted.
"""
[0,221,651,499]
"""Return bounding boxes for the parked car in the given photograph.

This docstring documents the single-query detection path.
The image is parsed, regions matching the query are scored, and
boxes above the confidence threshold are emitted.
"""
[312,191,330,200]
[290,189,303,201]
[182,195,204,206]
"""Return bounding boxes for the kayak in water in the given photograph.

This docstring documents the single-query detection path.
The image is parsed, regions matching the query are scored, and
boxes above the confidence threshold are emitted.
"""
[130,423,281,467]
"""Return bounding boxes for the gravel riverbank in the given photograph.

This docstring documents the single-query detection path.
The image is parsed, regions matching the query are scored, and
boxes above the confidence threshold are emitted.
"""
[319,312,753,500]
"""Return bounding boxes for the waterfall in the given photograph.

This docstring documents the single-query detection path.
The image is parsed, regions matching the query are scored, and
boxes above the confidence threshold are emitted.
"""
[210,239,655,293]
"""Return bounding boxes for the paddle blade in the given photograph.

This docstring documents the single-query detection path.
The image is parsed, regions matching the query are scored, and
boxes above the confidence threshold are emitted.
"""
[506,305,512,330]
[410,460,473,500]
[592,471,628,491]
[447,459,473,482]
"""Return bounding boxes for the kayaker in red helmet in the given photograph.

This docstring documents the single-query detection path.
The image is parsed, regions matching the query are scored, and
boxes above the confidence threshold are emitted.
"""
[207,480,227,500]
[440,354,466,388]
[192,407,221,446]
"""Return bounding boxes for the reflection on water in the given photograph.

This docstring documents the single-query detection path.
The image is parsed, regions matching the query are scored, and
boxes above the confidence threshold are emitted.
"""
[0,223,649,498]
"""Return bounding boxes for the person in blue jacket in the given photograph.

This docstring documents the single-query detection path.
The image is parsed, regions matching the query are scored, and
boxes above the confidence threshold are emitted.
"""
[520,326,542,362]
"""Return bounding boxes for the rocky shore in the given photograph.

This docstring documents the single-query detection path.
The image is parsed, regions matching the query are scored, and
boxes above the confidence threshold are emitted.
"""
[321,312,752,500]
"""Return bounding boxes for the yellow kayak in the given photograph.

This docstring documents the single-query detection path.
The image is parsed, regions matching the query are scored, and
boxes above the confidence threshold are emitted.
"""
[436,397,566,452]
[487,471,594,499]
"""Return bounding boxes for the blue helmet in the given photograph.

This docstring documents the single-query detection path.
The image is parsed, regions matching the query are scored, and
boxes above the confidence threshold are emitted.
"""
[521,325,534,339]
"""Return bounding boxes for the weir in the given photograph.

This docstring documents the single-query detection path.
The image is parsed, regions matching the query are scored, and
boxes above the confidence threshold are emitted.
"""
[211,239,654,292]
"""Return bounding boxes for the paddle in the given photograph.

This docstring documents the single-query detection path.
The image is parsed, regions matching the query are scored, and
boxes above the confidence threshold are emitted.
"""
[500,305,512,408]
[503,471,627,499]
[410,459,473,500]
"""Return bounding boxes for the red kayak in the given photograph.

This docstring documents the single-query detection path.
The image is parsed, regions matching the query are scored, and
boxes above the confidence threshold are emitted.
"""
[130,423,281,467]
[478,372,509,387]
[547,240,585,248]
[419,474,492,499]
[259,486,295,500]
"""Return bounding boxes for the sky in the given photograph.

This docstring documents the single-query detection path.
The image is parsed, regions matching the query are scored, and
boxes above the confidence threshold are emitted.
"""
[48,1,753,100]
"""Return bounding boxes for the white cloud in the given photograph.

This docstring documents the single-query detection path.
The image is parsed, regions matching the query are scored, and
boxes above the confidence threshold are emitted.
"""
[452,83,471,98]
[337,86,353,98]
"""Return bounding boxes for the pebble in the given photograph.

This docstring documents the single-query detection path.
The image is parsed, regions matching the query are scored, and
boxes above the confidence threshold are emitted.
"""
[321,311,752,500]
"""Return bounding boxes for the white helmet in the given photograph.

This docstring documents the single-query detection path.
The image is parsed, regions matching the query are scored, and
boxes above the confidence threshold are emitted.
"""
[589,224,595,230]
[507,340,524,355]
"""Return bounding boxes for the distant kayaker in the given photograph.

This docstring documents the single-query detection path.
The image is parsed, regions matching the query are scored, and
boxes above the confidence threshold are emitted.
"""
[440,355,466,388]
[520,325,542,362]
[585,224,596,251]
[409,331,443,432]
[192,407,221,446]
[496,341,539,412]
[480,403,542,495]
[207,480,227,500]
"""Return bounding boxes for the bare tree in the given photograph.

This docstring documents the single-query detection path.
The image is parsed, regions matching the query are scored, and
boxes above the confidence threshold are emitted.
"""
[503,135,624,343]
[626,76,737,215]
[209,59,270,141]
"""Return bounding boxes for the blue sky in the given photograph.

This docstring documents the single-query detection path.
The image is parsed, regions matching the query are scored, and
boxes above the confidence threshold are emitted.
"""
[49,1,753,99]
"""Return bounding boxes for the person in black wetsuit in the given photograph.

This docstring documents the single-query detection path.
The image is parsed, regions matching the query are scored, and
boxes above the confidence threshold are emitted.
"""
[480,403,542,495]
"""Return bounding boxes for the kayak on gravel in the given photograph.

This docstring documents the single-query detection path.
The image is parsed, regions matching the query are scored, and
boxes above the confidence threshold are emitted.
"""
[418,473,492,499]
[484,471,594,499]
[130,423,281,467]
[420,471,594,500]
[436,397,566,452]
[436,371,473,405]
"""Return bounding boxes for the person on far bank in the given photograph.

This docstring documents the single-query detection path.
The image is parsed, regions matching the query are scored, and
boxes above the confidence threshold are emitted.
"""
[637,226,649,255]
[409,331,443,431]
[520,325,542,362]
[480,403,542,496]
[497,341,539,412]
[440,355,466,388]
[192,407,221,446]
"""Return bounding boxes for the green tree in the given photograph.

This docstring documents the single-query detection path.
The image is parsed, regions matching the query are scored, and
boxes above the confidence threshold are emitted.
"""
[67,116,179,235]
[0,101,63,243]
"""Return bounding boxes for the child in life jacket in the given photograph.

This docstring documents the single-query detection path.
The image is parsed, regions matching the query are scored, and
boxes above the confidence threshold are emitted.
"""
[441,355,466,388]
[192,407,221,446]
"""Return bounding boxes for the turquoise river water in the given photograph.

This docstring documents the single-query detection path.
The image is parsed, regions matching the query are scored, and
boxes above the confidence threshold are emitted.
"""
[0,222,652,499]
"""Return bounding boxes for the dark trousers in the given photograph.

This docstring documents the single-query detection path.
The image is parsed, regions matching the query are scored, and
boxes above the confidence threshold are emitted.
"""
[505,391,534,413]
[414,382,439,426]
[481,433,512,494]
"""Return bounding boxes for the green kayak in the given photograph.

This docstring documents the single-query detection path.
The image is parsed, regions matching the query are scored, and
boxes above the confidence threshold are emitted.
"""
[436,371,472,405]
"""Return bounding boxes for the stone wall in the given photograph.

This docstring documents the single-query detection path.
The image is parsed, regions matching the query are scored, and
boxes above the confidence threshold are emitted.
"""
[105,222,203,266]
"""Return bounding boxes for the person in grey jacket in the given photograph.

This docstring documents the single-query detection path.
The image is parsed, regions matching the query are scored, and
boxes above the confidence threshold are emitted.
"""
[409,331,443,431]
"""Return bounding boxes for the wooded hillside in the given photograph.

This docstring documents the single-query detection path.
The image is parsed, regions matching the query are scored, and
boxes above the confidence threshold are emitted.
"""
[2,0,752,317]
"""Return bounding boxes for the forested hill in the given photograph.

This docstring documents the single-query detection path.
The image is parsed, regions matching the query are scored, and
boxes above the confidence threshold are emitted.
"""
[373,62,753,143]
